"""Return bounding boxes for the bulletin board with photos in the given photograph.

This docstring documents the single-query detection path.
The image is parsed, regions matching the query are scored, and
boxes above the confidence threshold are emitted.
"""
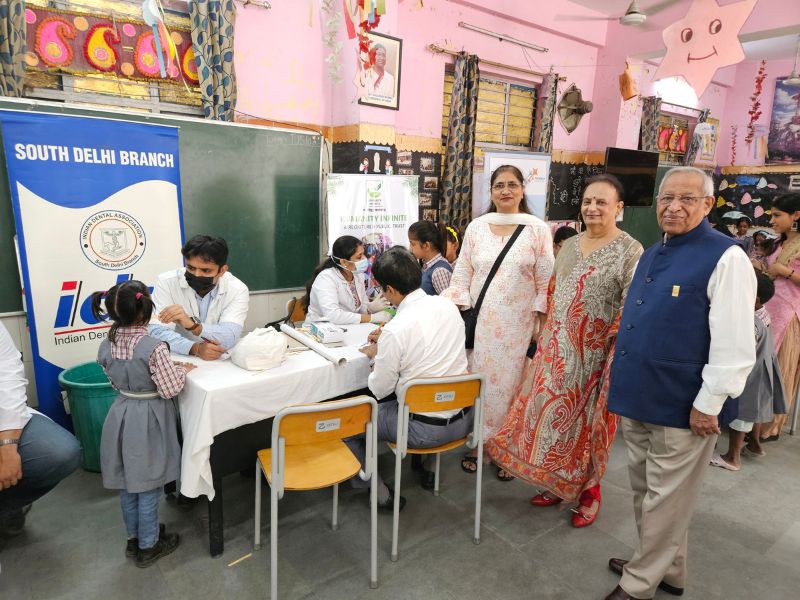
[330,142,441,220]
[396,149,442,220]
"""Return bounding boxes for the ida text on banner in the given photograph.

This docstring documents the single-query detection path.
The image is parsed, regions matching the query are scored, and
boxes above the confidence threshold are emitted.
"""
[0,111,183,428]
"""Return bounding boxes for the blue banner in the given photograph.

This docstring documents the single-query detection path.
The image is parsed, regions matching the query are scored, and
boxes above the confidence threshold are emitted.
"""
[0,111,184,428]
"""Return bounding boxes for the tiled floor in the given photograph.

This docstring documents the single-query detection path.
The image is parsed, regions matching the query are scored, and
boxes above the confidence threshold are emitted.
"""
[2,432,799,599]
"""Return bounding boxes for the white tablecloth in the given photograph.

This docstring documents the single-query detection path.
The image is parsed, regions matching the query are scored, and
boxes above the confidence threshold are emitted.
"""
[177,324,373,499]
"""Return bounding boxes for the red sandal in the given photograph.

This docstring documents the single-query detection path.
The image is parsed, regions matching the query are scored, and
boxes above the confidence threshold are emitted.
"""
[530,492,562,507]
[571,485,601,528]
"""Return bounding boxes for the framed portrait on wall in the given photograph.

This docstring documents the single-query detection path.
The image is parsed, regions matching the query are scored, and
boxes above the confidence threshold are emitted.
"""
[358,32,402,110]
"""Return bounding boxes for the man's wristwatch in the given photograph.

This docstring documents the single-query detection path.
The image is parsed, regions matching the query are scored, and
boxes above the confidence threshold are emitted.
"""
[0,438,20,446]
[188,317,202,333]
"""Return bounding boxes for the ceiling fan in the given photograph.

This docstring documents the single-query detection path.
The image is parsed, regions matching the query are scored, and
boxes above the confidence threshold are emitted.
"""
[557,0,681,28]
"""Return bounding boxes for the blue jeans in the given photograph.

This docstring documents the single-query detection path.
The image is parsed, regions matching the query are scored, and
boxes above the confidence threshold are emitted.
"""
[0,414,81,519]
[120,488,161,549]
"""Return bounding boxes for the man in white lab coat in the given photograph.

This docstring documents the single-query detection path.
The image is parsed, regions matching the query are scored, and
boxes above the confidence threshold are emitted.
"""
[150,235,249,361]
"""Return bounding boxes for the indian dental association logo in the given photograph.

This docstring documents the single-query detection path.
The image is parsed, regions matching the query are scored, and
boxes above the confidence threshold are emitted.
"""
[80,210,146,270]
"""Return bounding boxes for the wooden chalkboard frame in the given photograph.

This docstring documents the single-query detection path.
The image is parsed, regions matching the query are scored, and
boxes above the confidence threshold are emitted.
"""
[0,98,323,314]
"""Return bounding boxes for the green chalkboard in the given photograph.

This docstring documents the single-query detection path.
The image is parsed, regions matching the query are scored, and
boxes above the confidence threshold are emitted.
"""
[0,99,322,313]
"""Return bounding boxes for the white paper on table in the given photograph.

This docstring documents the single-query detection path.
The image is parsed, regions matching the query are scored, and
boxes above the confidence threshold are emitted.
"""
[280,324,347,366]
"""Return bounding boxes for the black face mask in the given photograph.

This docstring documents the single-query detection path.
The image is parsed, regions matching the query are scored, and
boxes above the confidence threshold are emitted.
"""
[185,270,216,296]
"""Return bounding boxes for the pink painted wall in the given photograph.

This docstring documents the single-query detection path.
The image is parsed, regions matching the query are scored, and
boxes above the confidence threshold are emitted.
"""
[233,0,605,150]
[234,4,332,126]
[717,57,796,166]
[394,0,604,150]
[231,0,799,167]
[586,0,798,159]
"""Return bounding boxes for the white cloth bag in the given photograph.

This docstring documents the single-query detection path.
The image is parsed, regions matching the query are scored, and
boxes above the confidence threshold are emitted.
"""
[230,328,288,371]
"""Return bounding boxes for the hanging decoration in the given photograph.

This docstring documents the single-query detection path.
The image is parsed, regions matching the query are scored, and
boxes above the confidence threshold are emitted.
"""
[345,0,389,101]
[744,60,767,146]
[25,6,197,86]
[654,0,757,97]
[322,0,343,83]
[730,124,738,166]
[342,0,359,39]
[357,3,384,74]
[618,62,638,101]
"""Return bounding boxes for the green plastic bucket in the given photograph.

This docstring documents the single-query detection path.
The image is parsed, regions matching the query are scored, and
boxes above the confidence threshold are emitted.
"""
[58,362,117,473]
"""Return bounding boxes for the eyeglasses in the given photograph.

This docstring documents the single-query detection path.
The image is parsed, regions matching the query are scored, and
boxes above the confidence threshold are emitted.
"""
[492,182,522,191]
[656,195,707,206]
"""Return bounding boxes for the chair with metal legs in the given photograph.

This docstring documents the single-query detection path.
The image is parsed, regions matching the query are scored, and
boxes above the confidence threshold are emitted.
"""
[254,396,379,599]
[387,373,485,562]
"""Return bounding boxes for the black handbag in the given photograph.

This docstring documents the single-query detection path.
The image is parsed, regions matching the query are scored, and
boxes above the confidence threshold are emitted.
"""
[462,225,525,349]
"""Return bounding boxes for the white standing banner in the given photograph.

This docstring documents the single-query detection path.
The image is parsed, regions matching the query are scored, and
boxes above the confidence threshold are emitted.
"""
[326,174,419,289]
[0,110,183,427]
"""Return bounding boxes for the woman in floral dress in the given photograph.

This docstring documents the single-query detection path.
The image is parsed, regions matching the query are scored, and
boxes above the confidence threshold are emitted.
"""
[487,175,642,526]
[443,165,554,480]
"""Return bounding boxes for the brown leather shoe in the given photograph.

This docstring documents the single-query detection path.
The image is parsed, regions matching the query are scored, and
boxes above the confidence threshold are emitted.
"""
[608,558,684,596]
[604,585,651,600]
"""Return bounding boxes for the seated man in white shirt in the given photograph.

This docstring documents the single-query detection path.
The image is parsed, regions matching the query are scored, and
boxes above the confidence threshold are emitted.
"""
[348,247,470,511]
[150,235,249,360]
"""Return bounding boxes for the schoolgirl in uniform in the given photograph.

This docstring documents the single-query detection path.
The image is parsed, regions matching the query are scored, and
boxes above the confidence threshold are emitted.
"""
[408,221,453,295]
[90,281,193,567]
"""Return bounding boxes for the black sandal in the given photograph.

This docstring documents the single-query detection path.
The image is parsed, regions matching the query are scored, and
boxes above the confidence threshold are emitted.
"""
[461,455,478,474]
[496,467,514,482]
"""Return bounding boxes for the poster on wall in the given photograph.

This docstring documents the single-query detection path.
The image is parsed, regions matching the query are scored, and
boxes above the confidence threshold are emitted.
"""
[767,77,800,164]
[695,117,719,163]
[474,151,551,219]
[0,111,183,427]
[358,32,402,111]
[326,174,419,290]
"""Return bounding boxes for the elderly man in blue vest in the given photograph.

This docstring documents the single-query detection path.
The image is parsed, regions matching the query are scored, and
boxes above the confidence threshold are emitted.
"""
[604,167,756,600]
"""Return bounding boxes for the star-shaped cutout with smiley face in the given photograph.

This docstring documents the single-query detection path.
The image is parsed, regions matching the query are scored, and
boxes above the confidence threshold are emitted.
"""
[654,0,757,97]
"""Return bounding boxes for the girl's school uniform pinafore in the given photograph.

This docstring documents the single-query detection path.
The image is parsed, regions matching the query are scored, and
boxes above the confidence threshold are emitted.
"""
[98,336,181,493]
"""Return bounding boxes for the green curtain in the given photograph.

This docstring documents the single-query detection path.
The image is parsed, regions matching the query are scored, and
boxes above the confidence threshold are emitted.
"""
[0,0,26,97]
[684,108,710,165]
[640,96,662,153]
[190,0,238,121]
[441,52,479,230]
[532,71,559,153]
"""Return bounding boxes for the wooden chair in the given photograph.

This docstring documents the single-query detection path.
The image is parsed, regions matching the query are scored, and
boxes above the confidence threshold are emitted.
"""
[388,374,485,562]
[254,396,379,599]
[264,297,306,330]
[287,297,306,324]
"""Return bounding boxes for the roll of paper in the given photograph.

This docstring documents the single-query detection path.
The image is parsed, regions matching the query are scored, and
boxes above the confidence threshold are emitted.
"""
[280,324,347,366]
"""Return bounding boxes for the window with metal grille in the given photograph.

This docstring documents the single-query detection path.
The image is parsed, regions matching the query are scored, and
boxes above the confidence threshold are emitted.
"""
[441,71,537,154]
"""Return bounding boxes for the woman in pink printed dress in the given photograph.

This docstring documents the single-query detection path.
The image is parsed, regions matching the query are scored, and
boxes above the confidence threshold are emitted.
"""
[754,194,800,442]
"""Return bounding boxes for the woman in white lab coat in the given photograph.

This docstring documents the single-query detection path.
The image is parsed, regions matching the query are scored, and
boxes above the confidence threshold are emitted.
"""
[303,235,391,325]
